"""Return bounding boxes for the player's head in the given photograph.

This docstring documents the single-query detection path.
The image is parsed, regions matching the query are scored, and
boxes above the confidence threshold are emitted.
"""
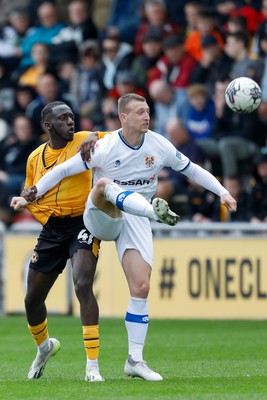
[118,93,150,134]
[41,101,75,144]
[118,93,146,114]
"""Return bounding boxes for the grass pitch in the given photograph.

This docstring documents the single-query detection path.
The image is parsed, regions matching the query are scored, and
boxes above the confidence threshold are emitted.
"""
[1,316,267,400]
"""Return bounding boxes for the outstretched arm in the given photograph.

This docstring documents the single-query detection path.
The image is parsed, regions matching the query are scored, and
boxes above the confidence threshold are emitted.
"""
[36,152,88,197]
[181,162,237,212]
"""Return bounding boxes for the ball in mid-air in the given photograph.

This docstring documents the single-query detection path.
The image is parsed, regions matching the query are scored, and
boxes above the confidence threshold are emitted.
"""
[225,77,262,114]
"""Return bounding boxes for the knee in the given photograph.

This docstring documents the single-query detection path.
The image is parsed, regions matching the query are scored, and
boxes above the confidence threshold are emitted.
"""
[74,275,94,300]
[132,280,150,298]
[94,177,113,193]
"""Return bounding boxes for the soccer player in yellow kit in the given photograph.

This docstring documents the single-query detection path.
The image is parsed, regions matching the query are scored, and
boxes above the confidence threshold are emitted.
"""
[20,101,107,382]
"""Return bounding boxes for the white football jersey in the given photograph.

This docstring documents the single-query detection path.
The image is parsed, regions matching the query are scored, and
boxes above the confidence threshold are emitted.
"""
[87,129,190,201]
[36,129,190,200]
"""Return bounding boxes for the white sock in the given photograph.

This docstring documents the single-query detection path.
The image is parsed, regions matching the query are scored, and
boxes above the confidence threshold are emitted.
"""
[38,337,50,353]
[125,297,149,362]
[86,358,99,370]
[104,183,157,220]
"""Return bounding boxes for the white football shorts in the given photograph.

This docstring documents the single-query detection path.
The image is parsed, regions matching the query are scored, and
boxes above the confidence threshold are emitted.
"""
[83,196,153,266]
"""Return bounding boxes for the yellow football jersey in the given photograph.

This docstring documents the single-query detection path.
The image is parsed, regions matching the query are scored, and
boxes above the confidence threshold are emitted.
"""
[25,131,109,225]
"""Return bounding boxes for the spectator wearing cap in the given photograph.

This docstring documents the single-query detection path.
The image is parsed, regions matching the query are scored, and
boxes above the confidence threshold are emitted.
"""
[190,34,233,96]
[134,0,180,55]
[247,151,267,223]
[184,10,225,62]
[100,34,135,91]
[108,71,146,101]
[148,35,197,91]
[68,40,104,129]
[131,31,163,88]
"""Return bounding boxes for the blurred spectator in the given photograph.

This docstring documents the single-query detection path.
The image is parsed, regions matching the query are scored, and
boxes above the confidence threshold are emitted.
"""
[212,80,261,179]
[184,10,225,62]
[190,34,233,96]
[50,0,98,64]
[25,73,80,138]
[257,33,267,125]
[0,59,16,124]
[131,31,163,89]
[248,151,267,223]
[222,176,250,221]
[155,117,205,201]
[102,110,121,132]
[251,0,267,57]
[148,79,189,136]
[185,84,216,142]
[148,35,197,90]
[223,14,248,35]
[2,84,37,126]
[69,40,104,128]
[0,7,34,73]
[187,179,221,222]
[228,3,264,36]
[100,34,134,91]
[108,71,146,101]
[55,59,77,93]
[105,0,143,45]
[134,0,180,55]
[0,114,40,225]
[183,1,203,37]
[13,42,52,88]
[224,31,264,83]
[20,2,65,67]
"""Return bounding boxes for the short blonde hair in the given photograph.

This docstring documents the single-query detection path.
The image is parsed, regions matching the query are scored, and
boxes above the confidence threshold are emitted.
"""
[118,93,146,114]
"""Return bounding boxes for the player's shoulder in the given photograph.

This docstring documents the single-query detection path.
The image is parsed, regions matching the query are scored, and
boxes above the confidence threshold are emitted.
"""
[146,129,172,145]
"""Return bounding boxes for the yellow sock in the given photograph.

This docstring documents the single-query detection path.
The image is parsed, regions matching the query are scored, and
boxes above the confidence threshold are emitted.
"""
[28,319,48,346]
[83,325,99,360]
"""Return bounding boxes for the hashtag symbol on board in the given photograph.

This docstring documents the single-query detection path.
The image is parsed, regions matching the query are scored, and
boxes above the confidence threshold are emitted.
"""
[160,259,176,298]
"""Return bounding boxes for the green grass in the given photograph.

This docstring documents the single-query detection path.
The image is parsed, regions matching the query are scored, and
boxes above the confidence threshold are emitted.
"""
[1,316,267,400]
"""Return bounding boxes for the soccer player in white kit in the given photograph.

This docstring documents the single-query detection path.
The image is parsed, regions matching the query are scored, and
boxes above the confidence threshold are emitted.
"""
[11,94,236,381]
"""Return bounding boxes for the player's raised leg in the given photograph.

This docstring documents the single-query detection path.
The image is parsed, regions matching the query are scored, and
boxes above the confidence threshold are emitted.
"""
[91,178,179,226]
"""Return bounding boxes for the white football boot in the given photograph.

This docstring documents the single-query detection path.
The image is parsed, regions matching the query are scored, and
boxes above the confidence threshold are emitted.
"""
[85,367,105,382]
[152,197,180,226]
[124,355,163,381]
[27,338,61,379]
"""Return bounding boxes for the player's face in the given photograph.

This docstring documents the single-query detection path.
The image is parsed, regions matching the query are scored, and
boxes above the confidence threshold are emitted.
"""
[48,104,75,143]
[122,100,150,133]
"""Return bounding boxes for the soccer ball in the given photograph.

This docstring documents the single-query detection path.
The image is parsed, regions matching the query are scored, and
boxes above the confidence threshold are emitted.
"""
[225,77,262,114]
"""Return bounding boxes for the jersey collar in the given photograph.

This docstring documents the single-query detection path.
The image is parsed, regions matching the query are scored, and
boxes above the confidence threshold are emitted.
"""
[118,129,144,150]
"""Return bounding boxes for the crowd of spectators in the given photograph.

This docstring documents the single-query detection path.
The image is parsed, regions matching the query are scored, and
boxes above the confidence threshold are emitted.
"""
[0,0,267,226]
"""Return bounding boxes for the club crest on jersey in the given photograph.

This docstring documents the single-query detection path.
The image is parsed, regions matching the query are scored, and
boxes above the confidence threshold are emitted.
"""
[145,155,155,168]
